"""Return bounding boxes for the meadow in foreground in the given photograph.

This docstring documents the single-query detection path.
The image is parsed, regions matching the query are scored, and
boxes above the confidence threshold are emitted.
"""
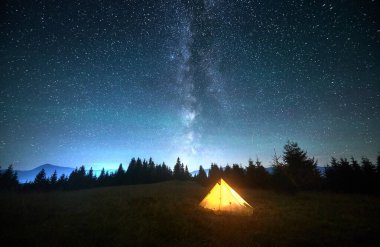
[1,181,380,247]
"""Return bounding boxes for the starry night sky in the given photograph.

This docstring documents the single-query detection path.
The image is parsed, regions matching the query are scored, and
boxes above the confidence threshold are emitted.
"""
[1,0,379,171]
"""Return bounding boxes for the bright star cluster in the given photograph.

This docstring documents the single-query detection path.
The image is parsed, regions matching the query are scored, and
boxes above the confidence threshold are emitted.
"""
[0,0,379,170]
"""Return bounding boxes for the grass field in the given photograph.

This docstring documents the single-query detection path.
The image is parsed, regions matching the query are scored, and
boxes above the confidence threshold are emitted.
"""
[1,181,380,246]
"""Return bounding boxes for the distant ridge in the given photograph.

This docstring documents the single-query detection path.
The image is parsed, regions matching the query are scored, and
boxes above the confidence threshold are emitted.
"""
[13,164,75,183]
[3,164,118,184]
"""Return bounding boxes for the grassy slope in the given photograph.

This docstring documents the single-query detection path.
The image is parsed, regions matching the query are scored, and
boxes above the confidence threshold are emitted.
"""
[1,181,380,247]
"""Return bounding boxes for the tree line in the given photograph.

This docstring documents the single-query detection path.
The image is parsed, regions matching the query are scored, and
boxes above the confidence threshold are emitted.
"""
[0,157,191,191]
[194,142,380,194]
[1,141,379,194]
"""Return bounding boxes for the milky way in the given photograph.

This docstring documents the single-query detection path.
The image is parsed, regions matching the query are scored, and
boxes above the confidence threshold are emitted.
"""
[0,0,379,170]
[174,1,231,161]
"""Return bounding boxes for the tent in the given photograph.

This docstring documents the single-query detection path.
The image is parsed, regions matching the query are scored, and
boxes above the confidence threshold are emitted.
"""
[199,178,253,215]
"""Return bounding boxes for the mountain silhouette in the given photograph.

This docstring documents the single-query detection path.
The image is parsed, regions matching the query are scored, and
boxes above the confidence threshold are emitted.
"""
[13,164,75,183]
[6,164,118,183]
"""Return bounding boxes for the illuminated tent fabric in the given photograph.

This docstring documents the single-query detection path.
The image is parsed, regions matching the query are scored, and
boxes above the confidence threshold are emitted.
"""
[199,178,253,215]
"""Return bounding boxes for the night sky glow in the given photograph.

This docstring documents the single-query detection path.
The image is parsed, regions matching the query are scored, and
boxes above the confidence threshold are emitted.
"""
[1,0,379,171]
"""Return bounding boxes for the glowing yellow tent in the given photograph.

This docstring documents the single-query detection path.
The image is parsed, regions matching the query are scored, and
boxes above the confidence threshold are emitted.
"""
[199,178,253,215]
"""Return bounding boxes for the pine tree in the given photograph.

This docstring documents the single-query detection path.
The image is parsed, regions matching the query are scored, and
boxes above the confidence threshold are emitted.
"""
[34,168,49,190]
[79,165,87,188]
[126,158,137,184]
[271,151,295,192]
[247,158,270,188]
[98,168,106,186]
[50,170,58,189]
[173,157,182,180]
[325,157,356,192]
[282,141,320,190]
[0,165,19,190]
[180,163,185,179]
[161,162,172,181]
[361,157,376,193]
[208,163,221,185]
[350,157,362,192]
[185,165,191,180]
[362,157,375,175]
[135,158,143,183]
[196,165,207,186]
[86,167,95,188]
[67,166,87,190]
[115,163,125,185]
[57,174,67,190]
[148,157,155,183]
[142,159,148,183]
[34,168,46,184]
[230,164,245,186]
[104,171,111,186]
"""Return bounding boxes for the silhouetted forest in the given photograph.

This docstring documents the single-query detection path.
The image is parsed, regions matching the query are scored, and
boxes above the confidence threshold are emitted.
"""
[1,142,379,194]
